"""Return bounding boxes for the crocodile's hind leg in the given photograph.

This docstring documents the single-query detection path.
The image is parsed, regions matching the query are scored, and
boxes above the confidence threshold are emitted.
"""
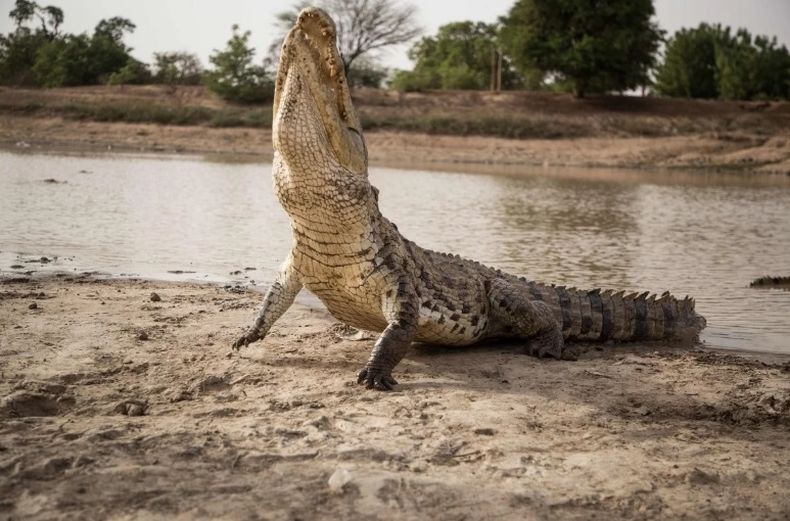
[488,279,571,360]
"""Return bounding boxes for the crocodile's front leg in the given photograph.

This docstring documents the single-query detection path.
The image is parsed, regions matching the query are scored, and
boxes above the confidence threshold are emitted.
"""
[232,259,302,350]
[357,279,418,391]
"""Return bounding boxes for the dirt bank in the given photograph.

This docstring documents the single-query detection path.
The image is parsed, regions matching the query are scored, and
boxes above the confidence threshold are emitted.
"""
[1,275,788,520]
[1,85,789,174]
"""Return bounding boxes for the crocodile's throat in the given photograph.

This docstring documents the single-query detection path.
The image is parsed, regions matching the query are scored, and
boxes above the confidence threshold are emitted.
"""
[273,7,367,175]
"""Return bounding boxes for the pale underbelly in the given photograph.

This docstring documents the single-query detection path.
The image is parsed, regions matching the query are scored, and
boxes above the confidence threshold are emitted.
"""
[305,282,389,332]
[308,283,486,346]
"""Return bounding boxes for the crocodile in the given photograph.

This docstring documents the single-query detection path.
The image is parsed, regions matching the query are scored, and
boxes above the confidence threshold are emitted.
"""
[233,7,706,390]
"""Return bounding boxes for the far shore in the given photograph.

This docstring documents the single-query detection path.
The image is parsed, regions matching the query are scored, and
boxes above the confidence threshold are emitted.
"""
[1,85,789,174]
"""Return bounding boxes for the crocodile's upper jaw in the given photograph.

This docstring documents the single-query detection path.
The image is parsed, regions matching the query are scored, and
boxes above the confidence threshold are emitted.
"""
[273,7,367,175]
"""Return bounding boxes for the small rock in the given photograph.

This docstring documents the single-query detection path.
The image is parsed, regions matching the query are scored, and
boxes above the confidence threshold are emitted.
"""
[0,391,62,417]
[188,375,229,395]
[136,331,149,341]
[28,302,38,310]
[306,415,331,430]
[686,467,720,485]
[166,388,194,402]
[113,399,148,416]
[72,454,95,468]
[149,292,162,302]
[473,428,496,436]
[13,380,66,395]
[328,467,353,493]
[21,456,73,479]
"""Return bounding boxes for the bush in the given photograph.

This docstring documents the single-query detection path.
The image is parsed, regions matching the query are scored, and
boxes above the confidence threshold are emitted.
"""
[107,59,151,85]
[0,1,138,87]
[204,25,274,104]
[656,24,790,101]
[153,51,203,85]
[347,59,388,88]
[391,21,521,92]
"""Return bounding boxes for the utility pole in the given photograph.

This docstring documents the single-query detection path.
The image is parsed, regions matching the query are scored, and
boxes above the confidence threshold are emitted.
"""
[496,49,502,91]
[490,47,503,92]
[490,47,497,91]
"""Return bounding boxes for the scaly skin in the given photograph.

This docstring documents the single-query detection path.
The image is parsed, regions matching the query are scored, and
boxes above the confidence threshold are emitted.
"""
[233,7,707,390]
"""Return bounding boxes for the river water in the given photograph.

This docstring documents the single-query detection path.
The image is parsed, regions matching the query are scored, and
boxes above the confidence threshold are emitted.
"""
[1,150,789,354]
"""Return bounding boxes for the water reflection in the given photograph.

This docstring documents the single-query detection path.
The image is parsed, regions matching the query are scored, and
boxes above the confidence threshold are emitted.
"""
[1,151,789,354]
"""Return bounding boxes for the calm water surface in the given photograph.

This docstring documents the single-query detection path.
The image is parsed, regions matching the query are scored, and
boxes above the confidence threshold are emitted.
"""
[2,150,789,354]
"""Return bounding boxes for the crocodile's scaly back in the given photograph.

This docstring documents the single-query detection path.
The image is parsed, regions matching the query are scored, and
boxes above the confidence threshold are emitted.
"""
[233,7,707,391]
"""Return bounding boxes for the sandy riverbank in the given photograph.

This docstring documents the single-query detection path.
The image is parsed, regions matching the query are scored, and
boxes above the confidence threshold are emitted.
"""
[1,275,788,520]
[2,85,790,174]
[3,114,790,175]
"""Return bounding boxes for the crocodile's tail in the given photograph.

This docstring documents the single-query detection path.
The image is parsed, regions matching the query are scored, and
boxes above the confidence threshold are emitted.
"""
[528,283,706,342]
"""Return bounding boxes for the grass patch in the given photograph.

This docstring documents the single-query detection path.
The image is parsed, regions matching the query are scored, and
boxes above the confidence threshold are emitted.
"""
[360,112,593,139]
[0,99,273,129]
[2,87,783,140]
[208,108,271,128]
[62,103,216,125]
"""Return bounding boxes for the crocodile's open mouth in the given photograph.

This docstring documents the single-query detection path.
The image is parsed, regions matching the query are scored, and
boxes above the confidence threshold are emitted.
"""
[273,7,367,174]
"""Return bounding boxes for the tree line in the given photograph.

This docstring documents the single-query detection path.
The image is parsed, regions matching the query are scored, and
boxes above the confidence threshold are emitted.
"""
[1,0,788,103]
[0,0,276,102]
[393,0,790,101]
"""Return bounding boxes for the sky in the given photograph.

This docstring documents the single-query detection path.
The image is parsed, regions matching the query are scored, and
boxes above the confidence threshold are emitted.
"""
[1,0,789,71]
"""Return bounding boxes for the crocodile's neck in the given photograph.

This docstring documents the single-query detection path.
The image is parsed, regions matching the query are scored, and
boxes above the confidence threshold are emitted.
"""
[272,8,373,239]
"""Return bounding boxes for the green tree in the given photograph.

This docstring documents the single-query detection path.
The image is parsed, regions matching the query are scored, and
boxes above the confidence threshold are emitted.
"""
[29,16,136,86]
[93,16,135,43]
[153,51,203,85]
[32,17,134,87]
[1,2,139,87]
[0,27,49,84]
[87,17,136,82]
[10,0,62,39]
[204,25,273,103]
[751,35,790,100]
[654,24,720,98]
[715,28,757,100]
[391,21,521,91]
[499,0,663,97]
[0,0,62,84]
[32,33,90,86]
[656,24,790,100]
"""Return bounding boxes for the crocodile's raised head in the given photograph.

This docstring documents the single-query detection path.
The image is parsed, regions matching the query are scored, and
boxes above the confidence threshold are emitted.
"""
[274,7,367,175]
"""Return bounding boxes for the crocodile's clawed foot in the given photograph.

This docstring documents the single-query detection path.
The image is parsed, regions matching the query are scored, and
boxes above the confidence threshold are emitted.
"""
[232,330,260,351]
[526,328,576,360]
[357,366,398,391]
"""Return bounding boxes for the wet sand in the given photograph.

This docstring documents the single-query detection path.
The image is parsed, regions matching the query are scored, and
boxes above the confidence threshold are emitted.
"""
[3,114,790,175]
[1,275,789,520]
